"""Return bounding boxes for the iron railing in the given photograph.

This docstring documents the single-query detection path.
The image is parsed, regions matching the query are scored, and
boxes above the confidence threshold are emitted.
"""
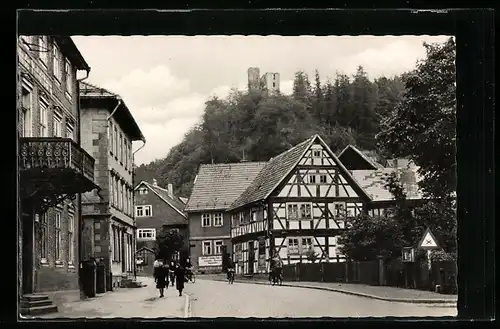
[19,137,95,182]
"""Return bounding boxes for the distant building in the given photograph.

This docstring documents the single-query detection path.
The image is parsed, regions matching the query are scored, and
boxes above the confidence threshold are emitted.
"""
[134,179,188,275]
[79,82,146,290]
[184,162,267,273]
[247,67,280,93]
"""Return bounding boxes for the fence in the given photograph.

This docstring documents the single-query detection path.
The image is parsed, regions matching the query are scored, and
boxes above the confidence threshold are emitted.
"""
[281,259,457,294]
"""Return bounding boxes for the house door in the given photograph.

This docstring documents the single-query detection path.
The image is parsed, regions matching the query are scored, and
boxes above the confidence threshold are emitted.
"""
[247,241,255,274]
[21,205,34,294]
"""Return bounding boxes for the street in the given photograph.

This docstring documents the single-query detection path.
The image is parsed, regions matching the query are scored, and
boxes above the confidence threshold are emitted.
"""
[190,279,457,318]
[36,277,456,319]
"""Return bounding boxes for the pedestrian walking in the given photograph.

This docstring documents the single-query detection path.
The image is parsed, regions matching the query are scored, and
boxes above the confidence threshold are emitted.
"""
[174,263,186,297]
[153,259,168,298]
[169,260,176,287]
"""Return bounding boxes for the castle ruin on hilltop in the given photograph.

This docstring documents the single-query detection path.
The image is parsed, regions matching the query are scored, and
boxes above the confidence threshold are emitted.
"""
[247,67,280,94]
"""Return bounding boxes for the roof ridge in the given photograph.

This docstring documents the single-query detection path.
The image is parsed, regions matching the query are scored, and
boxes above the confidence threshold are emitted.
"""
[79,81,119,97]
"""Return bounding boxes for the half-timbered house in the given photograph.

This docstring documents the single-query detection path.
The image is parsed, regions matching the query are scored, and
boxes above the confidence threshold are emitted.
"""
[227,135,375,275]
[226,136,428,275]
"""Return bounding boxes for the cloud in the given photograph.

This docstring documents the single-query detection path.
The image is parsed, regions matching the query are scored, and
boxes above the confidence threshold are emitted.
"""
[133,117,201,165]
[102,65,191,109]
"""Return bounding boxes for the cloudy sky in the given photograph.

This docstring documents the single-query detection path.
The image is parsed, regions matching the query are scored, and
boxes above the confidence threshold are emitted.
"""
[72,35,450,165]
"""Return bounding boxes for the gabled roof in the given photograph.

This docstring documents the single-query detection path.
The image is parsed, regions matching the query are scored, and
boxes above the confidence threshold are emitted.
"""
[135,181,187,221]
[79,81,145,142]
[185,162,267,212]
[338,145,383,170]
[228,135,371,211]
[53,36,90,71]
[136,246,155,254]
[351,165,424,202]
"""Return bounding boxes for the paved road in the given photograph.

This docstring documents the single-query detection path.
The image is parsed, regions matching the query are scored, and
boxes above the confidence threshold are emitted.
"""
[190,279,457,318]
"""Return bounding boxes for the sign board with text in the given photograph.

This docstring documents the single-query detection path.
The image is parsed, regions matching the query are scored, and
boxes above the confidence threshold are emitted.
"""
[198,255,222,267]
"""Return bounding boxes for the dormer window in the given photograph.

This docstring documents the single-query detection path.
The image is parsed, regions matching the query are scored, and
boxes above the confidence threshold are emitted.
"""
[138,188,148,195]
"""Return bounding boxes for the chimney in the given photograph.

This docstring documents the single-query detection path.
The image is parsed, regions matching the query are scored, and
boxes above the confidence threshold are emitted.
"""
[167,183,173,198]
[152,178,158,186]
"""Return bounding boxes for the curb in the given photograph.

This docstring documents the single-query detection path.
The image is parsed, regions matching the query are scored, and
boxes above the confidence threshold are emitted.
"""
[205,278,457,305]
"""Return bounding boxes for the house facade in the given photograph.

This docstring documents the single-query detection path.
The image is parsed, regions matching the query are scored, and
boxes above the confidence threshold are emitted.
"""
[185,162,267,273]
[134,179,188,275]
[79,82,146,289]
[17,36,97,312]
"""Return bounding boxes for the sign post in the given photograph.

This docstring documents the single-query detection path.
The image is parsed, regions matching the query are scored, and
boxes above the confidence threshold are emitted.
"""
[417,227,440,270]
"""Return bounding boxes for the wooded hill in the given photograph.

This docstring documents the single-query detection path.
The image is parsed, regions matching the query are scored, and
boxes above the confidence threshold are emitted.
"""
[135,66,405,198]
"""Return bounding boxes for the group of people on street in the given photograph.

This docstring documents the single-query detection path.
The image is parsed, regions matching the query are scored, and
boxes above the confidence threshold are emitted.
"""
[153,257,193,297]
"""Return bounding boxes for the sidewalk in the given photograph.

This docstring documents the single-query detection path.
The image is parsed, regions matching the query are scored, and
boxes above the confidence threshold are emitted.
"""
[35,277,188,319]
[200,274,457,305]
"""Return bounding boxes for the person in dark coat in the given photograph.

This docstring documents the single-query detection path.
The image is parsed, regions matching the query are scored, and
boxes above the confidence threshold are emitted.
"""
[153,260,168,298]
[174,263,186,296]
[169,260,176,287]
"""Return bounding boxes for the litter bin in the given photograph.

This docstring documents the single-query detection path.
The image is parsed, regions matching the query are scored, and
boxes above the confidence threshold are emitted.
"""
[81,259,97,298]
[96,259,106,294]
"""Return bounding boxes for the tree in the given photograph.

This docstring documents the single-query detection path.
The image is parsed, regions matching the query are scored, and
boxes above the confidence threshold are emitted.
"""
[292,70,312,106]
[155,228,185,262]
[376,37,456,199]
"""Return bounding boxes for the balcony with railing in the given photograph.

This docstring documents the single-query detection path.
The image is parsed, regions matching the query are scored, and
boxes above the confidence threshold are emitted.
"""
[19,137,98,212]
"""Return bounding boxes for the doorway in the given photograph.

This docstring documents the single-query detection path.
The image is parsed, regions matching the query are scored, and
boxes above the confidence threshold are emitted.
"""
[21,206,34,294]
[248,241,255,274]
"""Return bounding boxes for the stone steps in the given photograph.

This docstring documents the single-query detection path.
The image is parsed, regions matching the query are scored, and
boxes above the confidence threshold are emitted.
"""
[20,294,58,316]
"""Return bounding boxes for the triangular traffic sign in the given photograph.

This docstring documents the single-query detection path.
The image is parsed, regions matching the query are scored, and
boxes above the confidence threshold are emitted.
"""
[418,228,440,250]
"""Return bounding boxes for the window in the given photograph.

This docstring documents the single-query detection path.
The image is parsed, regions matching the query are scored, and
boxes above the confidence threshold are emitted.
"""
[137,228,156,240]
[272,82,276,87]
[288,238,299,254]
[138,188,148,195]
[20,88,32,137]
[68,210,75,265]
[109,122,114,154]
[39,99,48,137]
[309,175,316,184]
[320,175,327,183]
[113,177,118,206]
[118,181,123,210]
[201,213,211,227]
[250,209,257,222]
[65,60,73,97]
[53,111,63,137]
[54,210,62,262]
[66,121,75,140]
[135,205,152,217]
[300,204,312,219]
[213,213,223,227]
[124,140,128,169]
[202,241,212,255]
[112,227,120,262]
[113,127,118,156]
[287,204,299,220]
[301,237,314,253]
[119,133,123,163]
[313,150,322,158]
[39,213,48,262]
[239,212,244,225]
[38,36,48,66]
[109,174,114,206]
[52,43,62,82]
[287,203,312,220]
[334,203,345,218]
[214,240,223,255]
